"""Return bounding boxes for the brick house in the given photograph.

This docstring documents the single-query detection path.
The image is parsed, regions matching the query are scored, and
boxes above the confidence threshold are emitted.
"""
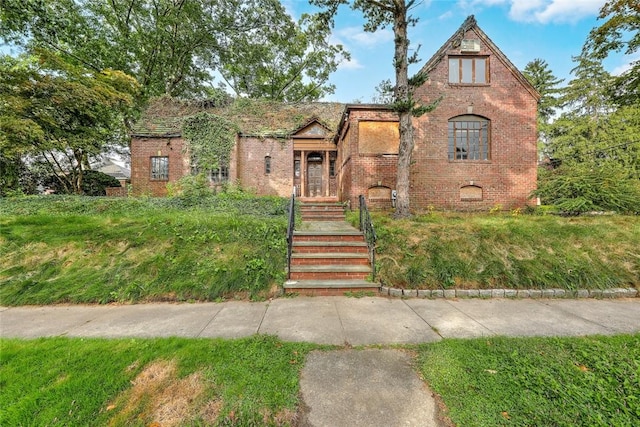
[130,16,539,210]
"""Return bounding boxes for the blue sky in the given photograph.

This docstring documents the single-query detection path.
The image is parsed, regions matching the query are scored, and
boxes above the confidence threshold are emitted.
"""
[286,0,636,103]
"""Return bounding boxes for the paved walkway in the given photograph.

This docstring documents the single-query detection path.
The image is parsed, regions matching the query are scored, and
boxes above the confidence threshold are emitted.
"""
[2,297,639,343]
[3,297,639,427]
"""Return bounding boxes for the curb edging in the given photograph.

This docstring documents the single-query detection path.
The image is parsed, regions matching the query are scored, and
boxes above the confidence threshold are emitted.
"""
[379,286,638,299]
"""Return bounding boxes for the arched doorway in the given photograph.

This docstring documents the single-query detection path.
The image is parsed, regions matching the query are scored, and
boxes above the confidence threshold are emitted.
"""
[306,152,323,197]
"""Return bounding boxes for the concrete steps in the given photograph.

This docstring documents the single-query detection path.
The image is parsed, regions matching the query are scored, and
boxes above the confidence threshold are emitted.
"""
[285,202,379,296]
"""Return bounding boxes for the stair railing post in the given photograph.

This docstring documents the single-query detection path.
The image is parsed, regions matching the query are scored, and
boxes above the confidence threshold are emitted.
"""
[358,194,377,281]
[286,187,296,279]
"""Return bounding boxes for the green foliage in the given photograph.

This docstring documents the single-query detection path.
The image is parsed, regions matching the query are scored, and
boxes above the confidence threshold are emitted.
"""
[523,58,564,132]
[0,0,345,100]
[182,112,238,173]
[585,0,640,106]
[369,211,639,290]
[0,336,318,426]
[80,170,121,196]
[418,334,640,426]
[219,11,348,102]
[534,162,640,214]
[0,49,138,195]
[166,173,214,205]
[542,52,640,215]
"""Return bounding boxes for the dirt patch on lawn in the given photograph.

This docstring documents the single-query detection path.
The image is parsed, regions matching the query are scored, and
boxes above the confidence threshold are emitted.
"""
[106,359,221,426]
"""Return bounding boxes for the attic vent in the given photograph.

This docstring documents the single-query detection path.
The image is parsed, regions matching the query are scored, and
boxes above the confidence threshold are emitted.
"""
[460,39,480,53]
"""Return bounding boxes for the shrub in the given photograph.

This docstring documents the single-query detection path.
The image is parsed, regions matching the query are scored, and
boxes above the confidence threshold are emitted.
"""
[81,170,121,196]
[534,162,640,214]
[166,173,214,206]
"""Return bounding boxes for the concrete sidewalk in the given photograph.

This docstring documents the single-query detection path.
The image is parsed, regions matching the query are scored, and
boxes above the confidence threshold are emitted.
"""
[2,297,639,343]
[2,297,639,427]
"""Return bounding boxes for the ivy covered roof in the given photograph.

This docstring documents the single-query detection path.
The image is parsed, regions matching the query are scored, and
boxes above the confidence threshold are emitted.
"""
[130,96,346,138]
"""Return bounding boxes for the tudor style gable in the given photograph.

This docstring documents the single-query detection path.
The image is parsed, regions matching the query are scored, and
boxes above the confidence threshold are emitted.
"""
[408,15,539,209]
[334,16,539,211]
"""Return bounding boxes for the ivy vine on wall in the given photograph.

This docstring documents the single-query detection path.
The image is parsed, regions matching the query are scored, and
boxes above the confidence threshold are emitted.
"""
[182,112,239,171]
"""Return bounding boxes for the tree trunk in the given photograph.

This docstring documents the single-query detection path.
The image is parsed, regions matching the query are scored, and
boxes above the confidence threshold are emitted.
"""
[392,1,414,218]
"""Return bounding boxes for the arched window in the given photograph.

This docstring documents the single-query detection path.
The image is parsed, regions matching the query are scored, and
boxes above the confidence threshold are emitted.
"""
[265,156,271,174]
[448,115,490,160]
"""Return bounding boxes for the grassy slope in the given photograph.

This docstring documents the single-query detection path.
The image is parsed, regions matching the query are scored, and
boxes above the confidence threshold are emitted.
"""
[1,197,638,306]
[0,196,289,305]
[349,211,640,290]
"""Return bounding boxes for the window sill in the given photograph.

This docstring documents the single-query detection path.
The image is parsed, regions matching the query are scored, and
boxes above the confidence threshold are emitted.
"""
[448,159,491,163]
[448,83,491,87]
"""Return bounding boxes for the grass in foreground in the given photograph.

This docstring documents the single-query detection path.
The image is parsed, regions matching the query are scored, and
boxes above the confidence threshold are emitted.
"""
[348,211,640,290]
[2,335,637,426]
[0,335,318,426]
[0,195,289,305]
[417,334,640,427]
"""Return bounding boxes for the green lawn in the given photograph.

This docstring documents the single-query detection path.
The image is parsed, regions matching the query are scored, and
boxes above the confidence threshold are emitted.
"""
[348,210,640,290]
[2,335,637,426]
[0,336,318,426]
[417,334,640,427]
[0,195,290,305]
[1,196,638,306]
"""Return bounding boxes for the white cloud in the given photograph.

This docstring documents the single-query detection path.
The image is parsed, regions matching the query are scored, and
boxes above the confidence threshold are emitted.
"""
[460,0,606,24]
[338,57,365,71]
[438,11,454,20]
[335,26,394,48]
[611,53,640,76]
[529,0,605,24]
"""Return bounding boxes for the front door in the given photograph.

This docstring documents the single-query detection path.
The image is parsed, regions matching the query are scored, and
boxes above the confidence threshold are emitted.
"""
[307,162,322,197]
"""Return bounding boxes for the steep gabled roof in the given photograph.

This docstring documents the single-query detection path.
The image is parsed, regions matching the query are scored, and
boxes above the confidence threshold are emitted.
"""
[419,15,540,100]
[130,96,345,138]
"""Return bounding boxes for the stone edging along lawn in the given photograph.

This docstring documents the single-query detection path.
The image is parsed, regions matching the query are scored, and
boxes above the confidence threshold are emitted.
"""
[380,286,639,299]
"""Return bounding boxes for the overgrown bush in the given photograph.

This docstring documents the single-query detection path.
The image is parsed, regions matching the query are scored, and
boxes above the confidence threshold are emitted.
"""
[81,170,121,196]
[42,170,121,196]
[534,162,640,214]
[166,173,214,206]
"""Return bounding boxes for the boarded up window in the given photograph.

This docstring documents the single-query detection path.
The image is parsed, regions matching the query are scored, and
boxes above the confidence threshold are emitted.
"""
[460,185,483,201]
[368,186,392,201]
[359,121,399,155]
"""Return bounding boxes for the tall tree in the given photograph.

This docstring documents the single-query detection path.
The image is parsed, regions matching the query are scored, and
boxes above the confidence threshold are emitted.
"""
[523,58,564,158]
[218,12,347,102]
[584,0,640,106]
[312,0,438,218]
[523,59,563,126]
[0,0,346,101]
[537,52,640,213]
[0,49,139,194]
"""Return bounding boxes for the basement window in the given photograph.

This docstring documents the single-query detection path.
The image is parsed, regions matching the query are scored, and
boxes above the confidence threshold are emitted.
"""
[265,156,271,174]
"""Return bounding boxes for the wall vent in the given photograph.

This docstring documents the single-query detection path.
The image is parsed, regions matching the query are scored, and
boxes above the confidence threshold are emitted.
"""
[460,39,480,53]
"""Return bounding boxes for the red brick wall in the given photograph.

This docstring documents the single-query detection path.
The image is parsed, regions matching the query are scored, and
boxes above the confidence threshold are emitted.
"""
[236,137,294,197]
[338,109,401,209]
[412,27,538,210]
[106,187,127,197]
[339,27,538,211]
[130,137,189,196]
